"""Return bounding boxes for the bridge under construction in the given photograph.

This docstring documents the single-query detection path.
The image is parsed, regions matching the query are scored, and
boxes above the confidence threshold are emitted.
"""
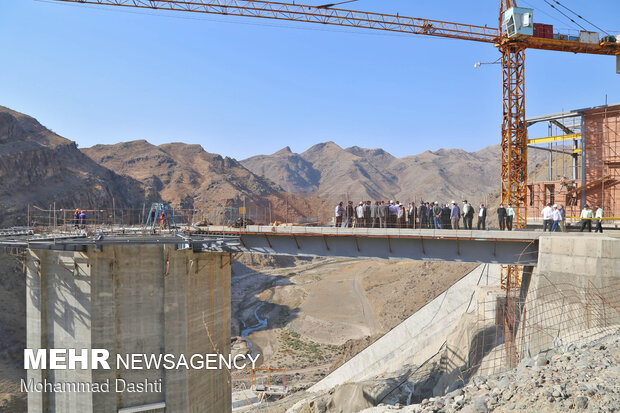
[4,223,619,412]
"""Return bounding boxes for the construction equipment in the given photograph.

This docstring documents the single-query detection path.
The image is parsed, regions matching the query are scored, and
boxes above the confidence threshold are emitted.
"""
[50,1,619,287]
[144,202,177,232]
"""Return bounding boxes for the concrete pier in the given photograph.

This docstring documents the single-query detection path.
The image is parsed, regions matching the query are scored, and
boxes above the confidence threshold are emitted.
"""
[26,245,231,413]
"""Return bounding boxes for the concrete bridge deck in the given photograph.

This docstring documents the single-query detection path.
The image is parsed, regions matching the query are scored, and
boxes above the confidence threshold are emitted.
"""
[204,226,541,265]
[3,225,614,265]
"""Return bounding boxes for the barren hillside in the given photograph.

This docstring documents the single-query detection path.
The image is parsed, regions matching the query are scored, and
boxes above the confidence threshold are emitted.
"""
[0,106,146,227]
[83,140,330,224]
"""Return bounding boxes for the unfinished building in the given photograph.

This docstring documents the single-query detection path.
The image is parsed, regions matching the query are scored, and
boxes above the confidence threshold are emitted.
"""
[527,103,620,224]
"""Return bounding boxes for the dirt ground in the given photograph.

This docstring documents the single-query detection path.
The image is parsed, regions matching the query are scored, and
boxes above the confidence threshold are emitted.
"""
[230,256,477,392]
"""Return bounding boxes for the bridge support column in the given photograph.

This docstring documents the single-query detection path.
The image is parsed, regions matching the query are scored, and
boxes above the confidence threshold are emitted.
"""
[26,246,231,413]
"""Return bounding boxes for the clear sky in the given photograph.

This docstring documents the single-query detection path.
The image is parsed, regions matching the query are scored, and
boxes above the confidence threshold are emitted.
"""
[1,0,619,160]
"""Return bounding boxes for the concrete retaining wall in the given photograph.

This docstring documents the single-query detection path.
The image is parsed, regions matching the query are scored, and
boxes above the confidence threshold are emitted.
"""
[310,264,501,393]
[519,235,620,356]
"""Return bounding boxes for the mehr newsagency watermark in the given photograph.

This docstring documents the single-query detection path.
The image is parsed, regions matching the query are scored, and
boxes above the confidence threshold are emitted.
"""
[22,349,259,393]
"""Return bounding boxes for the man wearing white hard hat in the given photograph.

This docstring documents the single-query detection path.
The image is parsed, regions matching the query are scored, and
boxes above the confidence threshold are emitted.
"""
[551,204,561,232]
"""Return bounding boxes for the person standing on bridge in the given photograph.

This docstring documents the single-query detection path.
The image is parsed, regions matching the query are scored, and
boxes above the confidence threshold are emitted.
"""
[558,204,567,232]
[463,201,474,230]
[73,208,80,229]
[505,203,515,231]
[417,201,427,229]
[497,204,507,231]
[335,202,344,227]
[579,204,594,232]
[551,204,561,232]
[594,205,604,233]
[441,203,451,229]
[407,202,416,228]
[450,201,460,230]
[378,201,388,228]
[432,201,442,229]
[477,203,487,230]
[370,201,379,228]
[345,201,354,228]
[541,203,554,232]
[355,202,364,227]
[363,201,371,228]
[426,202,434,229]
[79,210,86,229]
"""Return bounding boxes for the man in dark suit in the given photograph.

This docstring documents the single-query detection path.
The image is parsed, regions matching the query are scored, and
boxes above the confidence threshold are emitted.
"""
[370,201,379,228]
[477,203,487,230]
[378,201,389,228]
[497,204,507,230]
[408,202,416,228]
[418,201,427,229]
[345,201,354,227]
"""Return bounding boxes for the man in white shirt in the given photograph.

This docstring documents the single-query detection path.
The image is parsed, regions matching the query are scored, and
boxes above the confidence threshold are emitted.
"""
[505,203,516,231]
[356,202,364,227]
[477,203,487,230]
[335,202,344,227]
[541,203,554,232]
[594,205,604,233]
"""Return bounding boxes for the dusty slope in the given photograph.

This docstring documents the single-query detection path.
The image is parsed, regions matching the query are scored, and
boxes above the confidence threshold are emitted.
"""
[242,142,547,203]
[230,257,477,391]
[83,140,330,224]
[0,106,146,226]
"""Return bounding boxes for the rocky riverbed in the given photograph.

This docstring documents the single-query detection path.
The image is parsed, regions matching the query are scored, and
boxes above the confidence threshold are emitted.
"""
[361,328,620,413]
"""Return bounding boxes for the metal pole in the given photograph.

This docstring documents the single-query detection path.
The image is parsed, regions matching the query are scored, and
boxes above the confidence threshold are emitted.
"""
[581,114,587,208]
[548,121,553,181]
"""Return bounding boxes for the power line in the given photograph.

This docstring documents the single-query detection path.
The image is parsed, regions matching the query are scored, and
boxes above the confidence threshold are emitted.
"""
[549,0,611,37]
[519,0,579,30]
[541,0,588,32]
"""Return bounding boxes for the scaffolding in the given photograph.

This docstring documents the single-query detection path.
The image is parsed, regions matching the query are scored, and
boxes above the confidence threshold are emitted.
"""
[526,103,620,226]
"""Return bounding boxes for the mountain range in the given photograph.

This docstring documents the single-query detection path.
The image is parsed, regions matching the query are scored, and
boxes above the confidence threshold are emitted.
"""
[0,105,546,226]
[241,142,546,203]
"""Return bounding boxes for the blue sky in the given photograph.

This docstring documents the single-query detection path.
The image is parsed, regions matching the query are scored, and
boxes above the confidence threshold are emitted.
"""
[1,0,618,159]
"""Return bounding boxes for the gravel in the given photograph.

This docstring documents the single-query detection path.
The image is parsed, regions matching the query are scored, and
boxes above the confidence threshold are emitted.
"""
[359,328,620,413]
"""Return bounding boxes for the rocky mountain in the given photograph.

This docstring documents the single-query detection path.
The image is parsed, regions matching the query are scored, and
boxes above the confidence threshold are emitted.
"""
[242,142,547,203]
[83,140,329,224]
[0,106,146,227]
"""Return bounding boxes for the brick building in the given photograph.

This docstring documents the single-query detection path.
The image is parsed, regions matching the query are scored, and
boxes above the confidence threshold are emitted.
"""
[526,103,619,225]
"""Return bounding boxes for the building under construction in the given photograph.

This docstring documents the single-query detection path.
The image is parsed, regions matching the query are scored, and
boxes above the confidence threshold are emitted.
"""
[526,103,620,224]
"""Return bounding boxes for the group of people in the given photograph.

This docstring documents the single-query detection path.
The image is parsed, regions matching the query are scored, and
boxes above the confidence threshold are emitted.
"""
[73,209,87,229]
[541,203,605,233]
[578,204,605,233]
[149,207,169,229]
[540,203,567,232]
[334,200,515,230]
